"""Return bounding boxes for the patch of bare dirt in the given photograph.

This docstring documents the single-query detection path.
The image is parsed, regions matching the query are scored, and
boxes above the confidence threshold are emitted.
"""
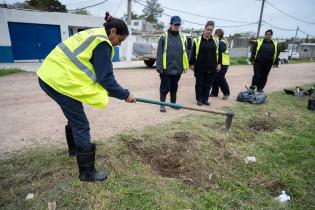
[248,112,280,132]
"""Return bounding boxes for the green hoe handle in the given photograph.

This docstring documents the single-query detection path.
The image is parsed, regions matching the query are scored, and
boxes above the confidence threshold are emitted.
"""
[136,97,182,109]
[135,97,234,117]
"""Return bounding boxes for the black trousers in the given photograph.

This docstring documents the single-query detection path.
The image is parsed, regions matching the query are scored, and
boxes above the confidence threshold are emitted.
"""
[159,73,181,95]
[211,65,230,96]
[251,61,273,91]
[194,72,216,102]
[39,78,91,149]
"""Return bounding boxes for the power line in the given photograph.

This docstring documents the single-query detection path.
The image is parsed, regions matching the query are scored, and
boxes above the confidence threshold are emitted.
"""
[113,0,125,16]
[262,21,315,37]
[266,0,315,25]
[66,0,99,6]
[68,0,110,11]
[135,0,253,24]
[262,20,296,31]
[133,0,258,28]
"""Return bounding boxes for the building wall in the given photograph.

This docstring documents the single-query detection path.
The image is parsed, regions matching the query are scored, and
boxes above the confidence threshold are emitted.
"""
[297,45,315,58]
[0,8,104,62]
[229,48,249,58]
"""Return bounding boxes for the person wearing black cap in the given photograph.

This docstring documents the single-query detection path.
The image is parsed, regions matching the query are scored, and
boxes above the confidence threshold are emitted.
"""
[189,21,219,106]
[250,29,280,92]
[156,16,190,112]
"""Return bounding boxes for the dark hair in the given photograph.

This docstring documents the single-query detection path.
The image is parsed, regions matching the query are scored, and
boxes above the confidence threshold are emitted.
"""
[105,11,110,22]
[215,28,224,37]
[103,14,129,36]
[265,29,273,35]
[205,21,215,28]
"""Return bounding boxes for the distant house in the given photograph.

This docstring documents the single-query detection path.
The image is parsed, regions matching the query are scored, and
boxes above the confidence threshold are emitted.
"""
[0,8,108,63]
[130,19,157,34]
[296,43,315,58]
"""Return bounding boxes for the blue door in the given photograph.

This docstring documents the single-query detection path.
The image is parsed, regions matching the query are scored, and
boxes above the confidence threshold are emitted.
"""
[8,22,61,60]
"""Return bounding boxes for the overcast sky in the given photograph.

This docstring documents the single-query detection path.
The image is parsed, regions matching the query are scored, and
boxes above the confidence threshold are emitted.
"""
[3,0,315,39]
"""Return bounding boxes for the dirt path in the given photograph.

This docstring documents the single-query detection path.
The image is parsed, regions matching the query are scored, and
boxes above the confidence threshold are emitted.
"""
[1,63,315,156]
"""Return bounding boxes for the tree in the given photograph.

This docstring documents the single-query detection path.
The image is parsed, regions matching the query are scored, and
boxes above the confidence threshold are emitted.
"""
[142,0,163,24]
[278,42,288,52]
[123,11,142,21]
[72,9,90,15]
[21,0,67,12]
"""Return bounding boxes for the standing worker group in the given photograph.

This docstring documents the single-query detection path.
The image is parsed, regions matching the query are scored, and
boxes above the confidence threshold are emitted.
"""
[156,16,189,112]
[37,17,136,182]
[250,29,280,93]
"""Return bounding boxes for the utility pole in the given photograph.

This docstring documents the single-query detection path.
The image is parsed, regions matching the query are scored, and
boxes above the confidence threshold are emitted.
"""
[256,0,266,39]
[126,0,132,61]
[290,26,299,59]
[127,0,132,25]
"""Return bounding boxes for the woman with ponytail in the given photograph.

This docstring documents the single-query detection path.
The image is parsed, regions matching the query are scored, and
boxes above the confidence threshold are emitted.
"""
[37,13,135,182]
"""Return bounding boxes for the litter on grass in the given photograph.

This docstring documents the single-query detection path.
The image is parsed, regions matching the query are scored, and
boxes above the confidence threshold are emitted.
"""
[275,191,290,204]
[25,193,34,200]
[244,156,257,164]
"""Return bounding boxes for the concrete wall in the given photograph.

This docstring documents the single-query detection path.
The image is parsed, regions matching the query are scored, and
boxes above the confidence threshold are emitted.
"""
[229,47,249,58]
[297,45,315,58]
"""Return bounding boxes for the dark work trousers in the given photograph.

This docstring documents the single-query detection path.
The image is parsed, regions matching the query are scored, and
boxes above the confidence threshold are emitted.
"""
[211,65,230,96]
[38,78,91,149]
[251,60,273,91]
[159,73,181,95]
[194,72,216,103]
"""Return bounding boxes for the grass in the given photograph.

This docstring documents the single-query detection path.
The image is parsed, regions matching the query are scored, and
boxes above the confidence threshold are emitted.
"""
[1,85,314,209]
[230,57,249,65]
[288,58,314,64]
[0,68,25,76]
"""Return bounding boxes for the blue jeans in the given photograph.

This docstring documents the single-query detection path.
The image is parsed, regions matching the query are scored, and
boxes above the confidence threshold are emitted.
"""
[38,78,91,149]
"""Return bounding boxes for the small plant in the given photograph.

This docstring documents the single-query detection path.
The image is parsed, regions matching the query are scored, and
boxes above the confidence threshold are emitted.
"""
[0,68,25,76]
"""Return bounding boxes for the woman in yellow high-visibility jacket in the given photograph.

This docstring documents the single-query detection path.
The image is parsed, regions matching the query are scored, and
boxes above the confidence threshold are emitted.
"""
[37,16,136,182]
[250,29,280,92]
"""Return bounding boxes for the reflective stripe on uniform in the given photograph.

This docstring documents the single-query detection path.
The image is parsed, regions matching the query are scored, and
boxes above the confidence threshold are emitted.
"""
[161,32,189,70]
[194,36,219,62]
[255,39,278,63]
[58,35,110,82]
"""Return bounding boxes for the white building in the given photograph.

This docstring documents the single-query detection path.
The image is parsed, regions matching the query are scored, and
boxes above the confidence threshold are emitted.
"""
[0,8,123,63]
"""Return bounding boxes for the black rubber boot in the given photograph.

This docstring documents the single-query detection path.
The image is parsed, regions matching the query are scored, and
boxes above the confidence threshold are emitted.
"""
[160,93,167,112]
[77,144,108,182]
[65,125,76,156]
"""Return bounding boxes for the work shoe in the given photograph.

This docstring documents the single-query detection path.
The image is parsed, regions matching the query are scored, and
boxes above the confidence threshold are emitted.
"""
[222,95,230,100]
[76,144,108,182]
[203,101,210,106]
[197,101,203,106]
[65,125,76,156]
[160,105,166,112]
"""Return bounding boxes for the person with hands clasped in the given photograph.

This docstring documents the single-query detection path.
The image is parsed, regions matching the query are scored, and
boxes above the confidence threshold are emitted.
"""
[189,21,219,106]
[156,16,189,112]
[250,29,280,93]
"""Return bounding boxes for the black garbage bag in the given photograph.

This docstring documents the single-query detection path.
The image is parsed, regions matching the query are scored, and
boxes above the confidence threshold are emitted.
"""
[236,86,267,104]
